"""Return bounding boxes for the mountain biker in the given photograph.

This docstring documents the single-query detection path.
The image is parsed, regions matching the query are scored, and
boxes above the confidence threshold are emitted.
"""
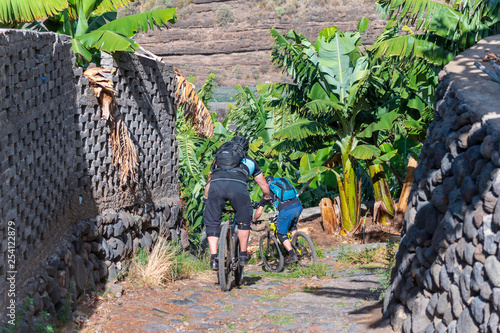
[203,136,271,271]
[253,175,303,264]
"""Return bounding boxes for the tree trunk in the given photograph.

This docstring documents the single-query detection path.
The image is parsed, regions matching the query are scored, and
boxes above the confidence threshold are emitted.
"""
[394,156,418,229]
[319,198,337,234]
[369,163,395,225]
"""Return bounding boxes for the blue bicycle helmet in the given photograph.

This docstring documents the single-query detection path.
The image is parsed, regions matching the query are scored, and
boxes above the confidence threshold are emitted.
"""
[232,135,249,151]
[265,175,274,184]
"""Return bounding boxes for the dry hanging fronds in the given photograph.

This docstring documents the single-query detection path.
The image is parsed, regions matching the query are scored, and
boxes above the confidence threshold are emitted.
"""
[174,68,214,137]
[84,67,138,184]
[84,67,117,120]
[110,119,138,184]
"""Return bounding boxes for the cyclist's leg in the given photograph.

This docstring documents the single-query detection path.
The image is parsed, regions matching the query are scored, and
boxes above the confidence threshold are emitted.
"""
[228,185,253,255]
[204,183,226,256]
[288,203,303,239]
[277,208,294,251]
[278,203,303,251]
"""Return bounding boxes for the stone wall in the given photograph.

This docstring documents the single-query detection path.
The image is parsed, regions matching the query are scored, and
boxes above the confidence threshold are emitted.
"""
[0,29,181,324]
[383,36,500,332]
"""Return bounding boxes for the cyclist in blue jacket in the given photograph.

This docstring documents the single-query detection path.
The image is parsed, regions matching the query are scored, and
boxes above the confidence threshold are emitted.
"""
[253,175,303,264]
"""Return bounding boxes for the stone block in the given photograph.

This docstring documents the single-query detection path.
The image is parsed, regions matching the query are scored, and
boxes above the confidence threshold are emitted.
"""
[485,256,500,287]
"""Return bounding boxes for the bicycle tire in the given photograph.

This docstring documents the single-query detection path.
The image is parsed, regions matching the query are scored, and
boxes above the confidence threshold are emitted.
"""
[259,232,284,272]
[218,222,233,291]
[291,231,317,267]
[234,235,244,286]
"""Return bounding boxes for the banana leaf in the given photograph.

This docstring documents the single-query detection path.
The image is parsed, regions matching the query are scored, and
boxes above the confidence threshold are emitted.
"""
[0,0,67,23]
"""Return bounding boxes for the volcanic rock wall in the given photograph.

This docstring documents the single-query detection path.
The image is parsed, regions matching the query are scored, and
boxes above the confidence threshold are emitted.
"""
[0,29,181,323]
[383,35,500,333]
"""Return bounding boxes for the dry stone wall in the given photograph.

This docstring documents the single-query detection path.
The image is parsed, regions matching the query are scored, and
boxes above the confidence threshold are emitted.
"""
[383,36,500,332]
[0,29,181,324]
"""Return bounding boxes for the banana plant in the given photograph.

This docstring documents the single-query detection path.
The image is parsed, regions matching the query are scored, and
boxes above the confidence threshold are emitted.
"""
[0,0,67,26]
[371,0,500,66]
[267,23,387,233]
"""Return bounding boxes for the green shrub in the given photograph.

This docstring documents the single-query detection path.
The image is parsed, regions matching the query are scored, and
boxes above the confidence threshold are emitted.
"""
[337,245,378,266]
[275,7,285,18]
[177,0,192,8]
[215,4,235,27]
[232,65,242,79]
[314,243,325,259]
[371,241,399,300]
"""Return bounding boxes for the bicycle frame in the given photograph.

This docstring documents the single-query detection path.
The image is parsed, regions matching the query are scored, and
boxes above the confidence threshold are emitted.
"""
[267,216,297,255]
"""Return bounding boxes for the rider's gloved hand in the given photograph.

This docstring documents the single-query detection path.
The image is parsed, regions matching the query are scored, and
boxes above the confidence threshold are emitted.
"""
[259,196,272,206]
[202,197,207,205]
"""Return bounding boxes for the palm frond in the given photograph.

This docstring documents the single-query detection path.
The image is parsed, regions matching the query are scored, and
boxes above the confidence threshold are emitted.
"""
[111,118,138,184]
[377,0,461,39]
[265,135,333,156]
[177,132,202,183]
[94,0,133,15]
[84,67,117,120]
[0,0,67,24]
[174,69,214,138]
[273,119,334,141]
[368,33,455,65]
[76,29,138,53]
[84,67,137,184]
[95,8,177,37]
[197,73,216,110]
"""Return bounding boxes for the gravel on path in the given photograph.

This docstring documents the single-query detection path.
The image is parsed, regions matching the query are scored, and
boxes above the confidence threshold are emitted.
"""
[80,251,395,333]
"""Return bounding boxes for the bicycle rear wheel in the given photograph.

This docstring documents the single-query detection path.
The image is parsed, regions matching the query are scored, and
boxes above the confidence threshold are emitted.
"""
[234,235,244,286]
[218,223,233,291]
[259,232,284,272]
[291,231,317,267]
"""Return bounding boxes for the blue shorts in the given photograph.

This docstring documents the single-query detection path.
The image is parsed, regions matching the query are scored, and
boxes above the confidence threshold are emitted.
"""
[277,202,303,235]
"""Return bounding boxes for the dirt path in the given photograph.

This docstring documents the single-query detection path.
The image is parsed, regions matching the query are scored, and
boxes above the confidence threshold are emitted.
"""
[77,246,394,333]
[72,217,399,332]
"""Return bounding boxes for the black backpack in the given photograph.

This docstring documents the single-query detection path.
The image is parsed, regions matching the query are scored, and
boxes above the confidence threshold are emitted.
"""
[213,141,246,170]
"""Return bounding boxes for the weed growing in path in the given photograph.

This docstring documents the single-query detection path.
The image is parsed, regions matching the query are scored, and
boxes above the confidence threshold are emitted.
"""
[130,239,210,286]
[370,241,399,300]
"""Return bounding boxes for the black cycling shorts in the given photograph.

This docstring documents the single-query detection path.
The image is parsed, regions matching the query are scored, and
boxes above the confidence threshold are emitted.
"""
[204,180,253,237]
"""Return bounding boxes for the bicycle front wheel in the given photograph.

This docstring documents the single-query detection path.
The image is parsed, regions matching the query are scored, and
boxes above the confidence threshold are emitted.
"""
[259,233,284,272]
[291,231,317,267]
[218,223,233,291]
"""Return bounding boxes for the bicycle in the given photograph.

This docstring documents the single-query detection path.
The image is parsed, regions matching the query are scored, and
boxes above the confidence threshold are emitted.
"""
[255,205,317,272]
[218,207,244,291]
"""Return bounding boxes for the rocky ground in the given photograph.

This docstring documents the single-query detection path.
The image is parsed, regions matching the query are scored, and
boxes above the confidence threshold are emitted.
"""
[67,217,400,332]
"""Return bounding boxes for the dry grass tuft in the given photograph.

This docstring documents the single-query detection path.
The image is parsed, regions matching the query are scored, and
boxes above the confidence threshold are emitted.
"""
[133,237,177,286]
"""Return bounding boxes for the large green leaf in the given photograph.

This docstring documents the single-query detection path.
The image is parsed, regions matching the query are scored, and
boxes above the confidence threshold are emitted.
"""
[299,154,312,175]
[357,17,369,33]
[316,32,354,102]
[378,0,461,39]
[317,26,339,41]
[71,38,92,62]
[273,119,333,140]
[358,111,399,137]
[298,166,330,183]
[96,8,177,37]
[351,144,380,160]
[87,11,116,32]
[75,1,89,37]
[368,34,455,66]
[94,0,133,15]
[76,29,138,52]
[0,0,67,23]
[213,122,228,135]
[373,149,398,163]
